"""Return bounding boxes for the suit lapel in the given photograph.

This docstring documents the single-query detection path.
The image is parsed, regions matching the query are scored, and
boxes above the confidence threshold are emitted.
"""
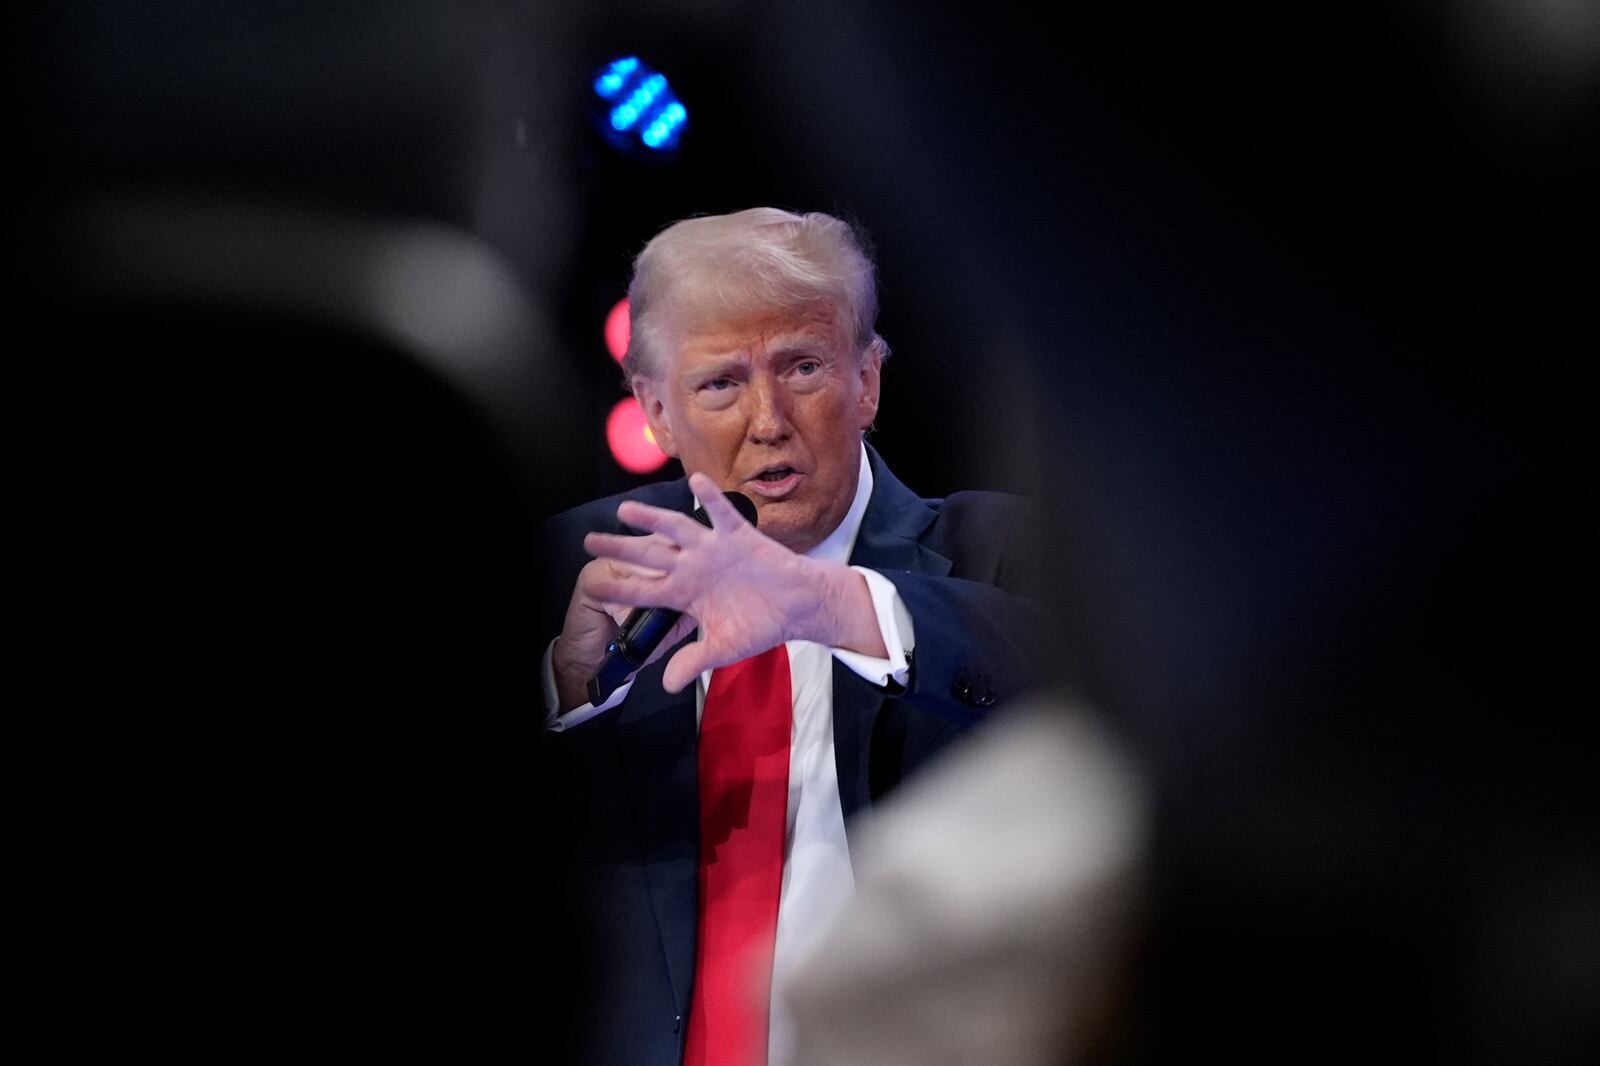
[833,445,950,832]
[616,644,699,1022]
[612,477,700,1020]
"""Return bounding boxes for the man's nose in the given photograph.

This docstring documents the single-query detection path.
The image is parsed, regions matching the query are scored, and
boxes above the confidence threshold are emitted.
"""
[744,372,792,444]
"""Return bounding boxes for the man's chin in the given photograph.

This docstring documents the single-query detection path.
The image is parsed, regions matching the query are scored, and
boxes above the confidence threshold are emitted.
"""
[753,501,819,553]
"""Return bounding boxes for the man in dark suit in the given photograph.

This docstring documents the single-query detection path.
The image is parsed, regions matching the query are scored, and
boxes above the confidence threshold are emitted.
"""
[539,208,1040,1066]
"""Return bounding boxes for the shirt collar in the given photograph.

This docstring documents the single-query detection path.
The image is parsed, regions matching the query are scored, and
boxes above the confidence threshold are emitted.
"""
[805,442,872,564]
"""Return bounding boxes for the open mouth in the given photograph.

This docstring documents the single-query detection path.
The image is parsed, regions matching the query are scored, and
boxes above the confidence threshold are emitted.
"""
[747,464,803,498]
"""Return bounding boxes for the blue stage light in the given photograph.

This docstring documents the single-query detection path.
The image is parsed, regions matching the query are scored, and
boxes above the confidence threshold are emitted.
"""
[593,56,639,98]
[591,56,687,155]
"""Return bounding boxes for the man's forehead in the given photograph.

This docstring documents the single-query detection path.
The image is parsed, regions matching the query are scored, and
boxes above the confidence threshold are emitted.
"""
[672,304,845,359]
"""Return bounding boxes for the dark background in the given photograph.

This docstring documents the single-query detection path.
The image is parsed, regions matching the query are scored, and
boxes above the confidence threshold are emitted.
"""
[20,2,1594,1062]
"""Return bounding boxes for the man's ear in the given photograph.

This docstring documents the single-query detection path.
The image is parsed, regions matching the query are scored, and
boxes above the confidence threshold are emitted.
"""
[856,341,884,430]
[633,378,678,458]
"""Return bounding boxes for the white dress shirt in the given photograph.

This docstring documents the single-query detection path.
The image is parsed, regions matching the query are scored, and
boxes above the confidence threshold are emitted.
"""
[541,443,915,1066]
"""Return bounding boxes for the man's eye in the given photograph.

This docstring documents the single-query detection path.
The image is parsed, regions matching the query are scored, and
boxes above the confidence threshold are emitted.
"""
[795,360,820,375]
[703,378,733,391]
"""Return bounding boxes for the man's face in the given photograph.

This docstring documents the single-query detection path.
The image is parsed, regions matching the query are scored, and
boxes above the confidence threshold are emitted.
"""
[634,303,882,554]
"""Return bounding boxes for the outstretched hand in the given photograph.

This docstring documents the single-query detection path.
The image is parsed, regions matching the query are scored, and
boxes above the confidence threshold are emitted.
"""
[585,473,813,693]
[582,472,883,694]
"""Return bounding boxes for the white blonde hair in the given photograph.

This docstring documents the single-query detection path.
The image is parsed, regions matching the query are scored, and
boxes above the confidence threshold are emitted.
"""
[623,207,889,384]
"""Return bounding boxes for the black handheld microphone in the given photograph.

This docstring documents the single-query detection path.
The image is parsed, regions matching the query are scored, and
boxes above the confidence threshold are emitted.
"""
[586,490,758,706]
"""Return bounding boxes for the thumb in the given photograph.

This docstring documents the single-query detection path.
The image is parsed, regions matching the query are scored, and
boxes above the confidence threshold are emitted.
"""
[663,642,717,695]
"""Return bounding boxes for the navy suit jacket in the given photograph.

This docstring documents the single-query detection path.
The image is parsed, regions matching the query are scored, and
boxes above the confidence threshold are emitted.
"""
[540,444,1040,1066]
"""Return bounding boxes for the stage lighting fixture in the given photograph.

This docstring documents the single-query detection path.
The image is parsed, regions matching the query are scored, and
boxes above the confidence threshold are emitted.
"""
[591,56,687,155]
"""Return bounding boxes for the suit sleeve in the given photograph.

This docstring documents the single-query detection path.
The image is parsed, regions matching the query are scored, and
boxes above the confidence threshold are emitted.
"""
[871,492,1048,725]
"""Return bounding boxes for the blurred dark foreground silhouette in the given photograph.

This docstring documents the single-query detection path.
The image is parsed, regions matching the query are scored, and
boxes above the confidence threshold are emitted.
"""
[20,5,592,1056]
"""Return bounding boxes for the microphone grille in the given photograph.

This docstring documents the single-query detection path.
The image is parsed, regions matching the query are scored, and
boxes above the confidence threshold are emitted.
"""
[723,491,758,527]
[690,490,758,529]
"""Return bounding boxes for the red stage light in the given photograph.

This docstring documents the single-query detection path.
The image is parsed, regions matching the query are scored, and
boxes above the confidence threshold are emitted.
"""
[606,396,668,474]
[604,297,630,363]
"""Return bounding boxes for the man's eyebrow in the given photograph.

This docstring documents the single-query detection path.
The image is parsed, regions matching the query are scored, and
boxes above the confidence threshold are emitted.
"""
[684,354,748,379]
[767,332,834,355]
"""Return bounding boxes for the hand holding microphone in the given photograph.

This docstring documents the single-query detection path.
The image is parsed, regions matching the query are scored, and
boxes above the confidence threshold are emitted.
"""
[561,470,888,706]
[586,489,758,705]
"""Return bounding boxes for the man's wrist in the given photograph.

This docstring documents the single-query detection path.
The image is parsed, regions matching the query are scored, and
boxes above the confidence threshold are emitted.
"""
[792,558,887,658]
[551,637,593,712]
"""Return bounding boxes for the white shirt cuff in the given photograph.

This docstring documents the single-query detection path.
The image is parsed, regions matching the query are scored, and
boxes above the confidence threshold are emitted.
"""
[832,566,916,689]
[542,638,633,732]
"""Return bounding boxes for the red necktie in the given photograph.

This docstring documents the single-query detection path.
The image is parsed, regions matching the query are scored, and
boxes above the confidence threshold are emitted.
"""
[683,643,793,1066]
